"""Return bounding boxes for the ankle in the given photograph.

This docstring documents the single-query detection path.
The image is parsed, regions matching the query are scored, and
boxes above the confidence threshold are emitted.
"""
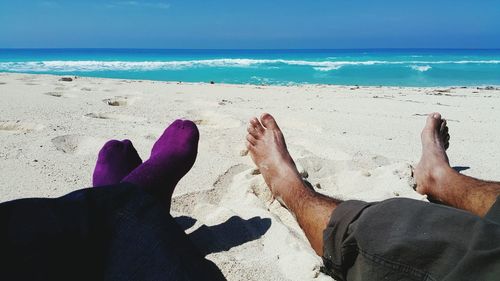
[274,176,312,207]
[419,166,457,198]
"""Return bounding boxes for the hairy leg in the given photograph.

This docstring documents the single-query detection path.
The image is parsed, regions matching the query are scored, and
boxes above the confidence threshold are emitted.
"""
[246,113,341,255]
[414,113,500,217]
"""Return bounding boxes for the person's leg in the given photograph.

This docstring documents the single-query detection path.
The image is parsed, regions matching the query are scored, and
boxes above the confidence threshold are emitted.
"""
[0,183,226,281]
[322,197,500,281]
[246,113,341,256]
[93,139,142,186]
[414,112,500,217]
[246,113,500,281]
[0,119,225,280]
[122,120,199,210]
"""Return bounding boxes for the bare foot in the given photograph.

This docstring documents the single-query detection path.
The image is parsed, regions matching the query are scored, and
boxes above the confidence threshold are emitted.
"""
[246,113,305,202]
[247,114,340,255]
[414,112,453,197]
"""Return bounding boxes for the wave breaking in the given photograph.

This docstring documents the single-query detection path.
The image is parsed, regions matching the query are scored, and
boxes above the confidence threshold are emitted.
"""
[0,59,499,72]
[410,65,432,72]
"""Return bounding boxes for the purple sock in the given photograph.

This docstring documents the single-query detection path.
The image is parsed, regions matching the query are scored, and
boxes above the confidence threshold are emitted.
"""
[122,120,199,208]
[92,139,143,187]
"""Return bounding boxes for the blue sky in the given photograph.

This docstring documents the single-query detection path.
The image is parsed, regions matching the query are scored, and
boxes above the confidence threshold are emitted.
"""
[0,0,499,48]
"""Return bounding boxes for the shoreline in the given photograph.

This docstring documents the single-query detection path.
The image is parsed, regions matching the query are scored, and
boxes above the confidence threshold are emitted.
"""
[2,48,500,87]
[1,72,500,280]
[2,71,500,89]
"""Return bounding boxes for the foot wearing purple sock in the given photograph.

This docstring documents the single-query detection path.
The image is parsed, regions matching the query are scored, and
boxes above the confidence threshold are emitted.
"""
[93,139,143,187]
[122,120,199,209]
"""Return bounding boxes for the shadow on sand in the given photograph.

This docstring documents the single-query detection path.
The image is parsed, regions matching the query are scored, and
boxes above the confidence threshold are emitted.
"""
[453,166,471,173]
[176,215,272,256]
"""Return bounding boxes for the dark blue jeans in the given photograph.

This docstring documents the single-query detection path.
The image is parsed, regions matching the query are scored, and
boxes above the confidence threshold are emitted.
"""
[0,183,225,281]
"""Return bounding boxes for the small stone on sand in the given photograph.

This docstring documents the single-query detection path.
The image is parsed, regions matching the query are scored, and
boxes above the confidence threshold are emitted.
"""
[240,148,249,156]
[251,168,261,175]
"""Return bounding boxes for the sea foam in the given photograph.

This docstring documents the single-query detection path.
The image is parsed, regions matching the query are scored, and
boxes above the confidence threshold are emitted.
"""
[410,65,432,72]
[1,59,500,72]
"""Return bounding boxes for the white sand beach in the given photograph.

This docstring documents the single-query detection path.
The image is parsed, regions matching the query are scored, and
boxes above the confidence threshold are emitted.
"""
[1,72,500,280]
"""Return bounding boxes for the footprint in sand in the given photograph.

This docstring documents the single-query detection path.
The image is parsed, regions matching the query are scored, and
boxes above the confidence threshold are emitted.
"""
[102,96,138,107]
[184,163,324,281]
[217,164,277,209]
[295,156,336,179]
[44,91,77,98]
[192,120,210,126]
[44,92,64,98]
[0,121,44,133]
[170,164,250,214]
[350,151,391,170]
[144,133,157,141]
[232,165,318,253]
[188,111,243,129]
[84,113,146,122]
[213,164,251,189]
[51,134,104,155]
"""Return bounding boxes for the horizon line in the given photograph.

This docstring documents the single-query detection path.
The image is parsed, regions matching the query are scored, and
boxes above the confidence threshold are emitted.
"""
[1,48,500,51]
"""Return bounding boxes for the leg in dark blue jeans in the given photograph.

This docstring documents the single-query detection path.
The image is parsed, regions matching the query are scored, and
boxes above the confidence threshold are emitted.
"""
[0,119,225,280]
[0,183,225,281]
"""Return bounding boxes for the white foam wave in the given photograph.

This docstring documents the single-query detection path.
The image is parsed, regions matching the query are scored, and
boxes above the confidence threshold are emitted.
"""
[410,65,432,72]
[0,59,374,72]
[313,66,343,71]
[0,59,499,72]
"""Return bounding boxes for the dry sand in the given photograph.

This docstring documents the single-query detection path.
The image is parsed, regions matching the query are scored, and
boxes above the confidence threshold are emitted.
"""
[1,72,500,280]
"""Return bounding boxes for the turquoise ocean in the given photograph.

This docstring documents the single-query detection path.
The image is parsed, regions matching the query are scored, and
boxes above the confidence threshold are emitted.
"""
[1,49,499,87]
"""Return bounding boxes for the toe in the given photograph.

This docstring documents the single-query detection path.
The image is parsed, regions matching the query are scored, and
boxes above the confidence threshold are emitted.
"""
[246,134,257,145]
[250,117,265,134]
[260,113,280,130]
[246,141,253,150]
[247,123,261,138]
[440,119,448,132]
[422,113,443,142]
[443,133,450,150]
[439,120,449,145]
[432,112,442,120]
[425,112,442,130]
[442,126,448,135]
